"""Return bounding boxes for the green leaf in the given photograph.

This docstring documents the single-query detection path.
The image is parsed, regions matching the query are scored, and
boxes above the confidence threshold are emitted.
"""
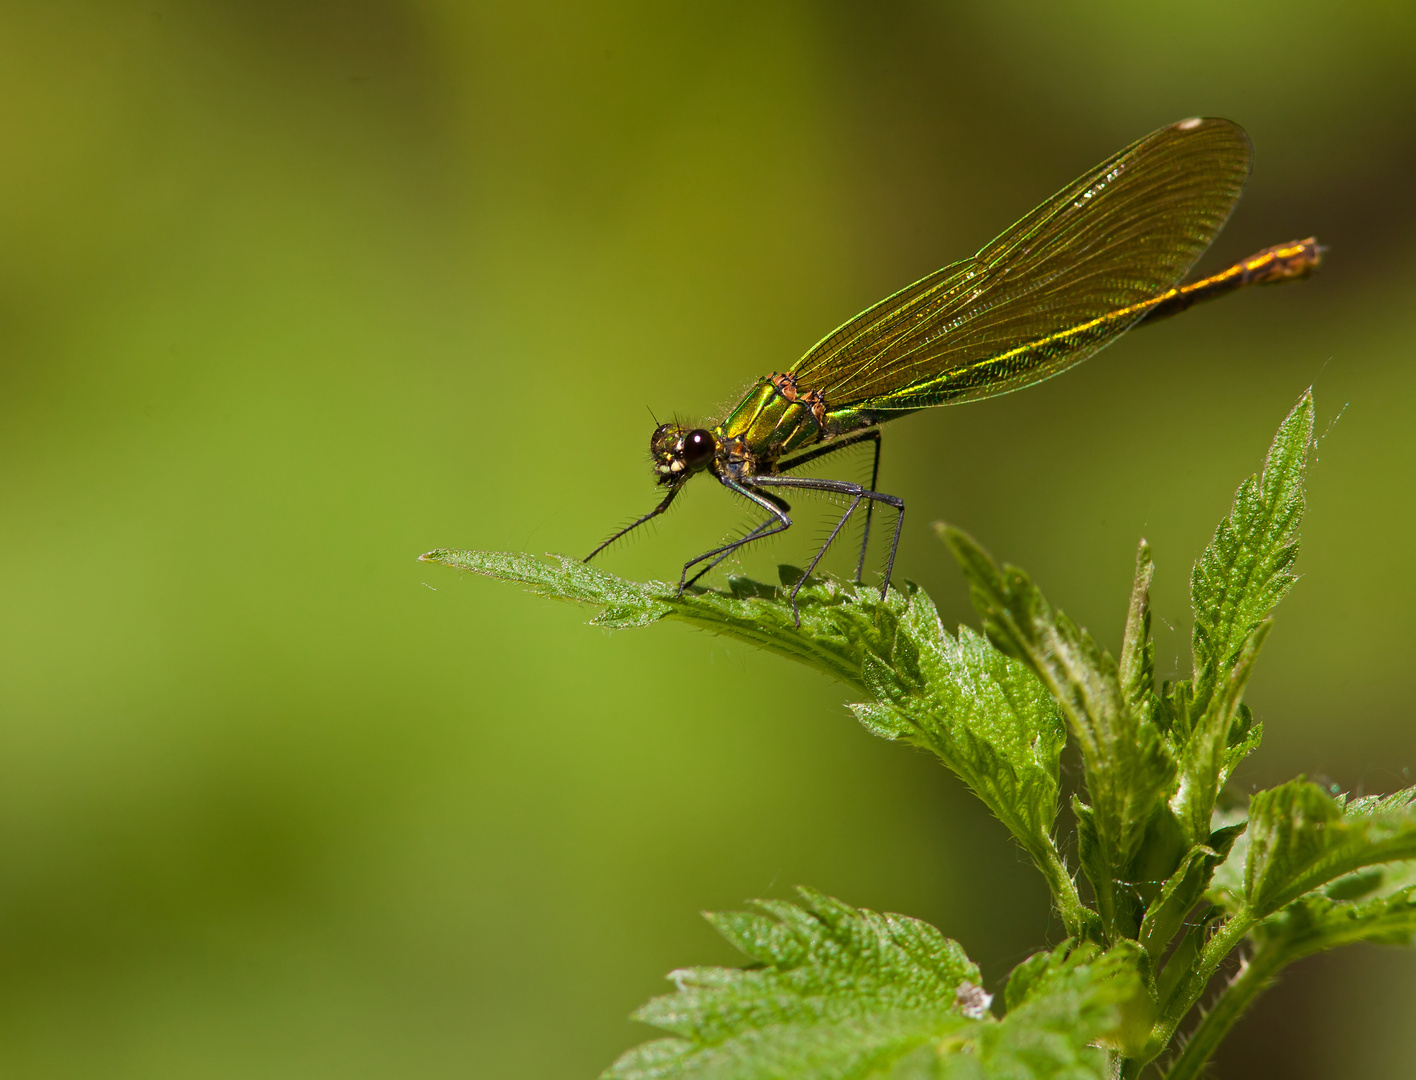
[850,621,1065,895]
[1167,621,1270,845]
[938,525,1173,939]
[1188,391,1313,723]
[1241,779,1416,918]
[606,893,1145,1080]
[1118,540,1158,731]
[1247,857,1416,969]
[419,551,914,692]
[1254,885,1416,960]
[1156,394,1312,853]
[1220,707,1263,784]
[1001,949,1059,1017]
[1155,678,1193,744]
[1345,786,1416,817]
[967,941,1145,1076]
[1159,394,1312,851]
[602,888,981,1080]
[419,548,676,627]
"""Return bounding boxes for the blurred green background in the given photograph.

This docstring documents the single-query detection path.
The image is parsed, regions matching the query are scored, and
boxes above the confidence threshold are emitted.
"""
[1,2,1413,1076]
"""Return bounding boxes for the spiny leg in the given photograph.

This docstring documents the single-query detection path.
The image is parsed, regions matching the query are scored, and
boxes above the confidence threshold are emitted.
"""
[677,475,792,594]
[787,491,862,618]
[682,490,791,589]
[751,473,905,616]
[856,433,883,584]
[777,428,884,586]
[585,483,683,563]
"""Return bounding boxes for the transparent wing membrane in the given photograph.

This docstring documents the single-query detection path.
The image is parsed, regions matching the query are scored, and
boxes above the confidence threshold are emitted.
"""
[794,118,1252,412]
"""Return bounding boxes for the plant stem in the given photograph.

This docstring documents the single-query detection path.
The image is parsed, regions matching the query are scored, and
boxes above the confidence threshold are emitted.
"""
[1037,839,1097,941]
[1135,911,1255,1067]
[1162,938,1286,1080]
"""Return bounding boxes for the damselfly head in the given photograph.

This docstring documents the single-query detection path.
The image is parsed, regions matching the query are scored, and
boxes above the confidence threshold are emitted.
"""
[650,423,716,484]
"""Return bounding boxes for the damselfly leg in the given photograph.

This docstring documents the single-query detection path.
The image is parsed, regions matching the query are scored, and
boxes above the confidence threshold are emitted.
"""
[750,473,904,623]
[774,428,885,584]
[680,488,792,590]
[677,477,792,593]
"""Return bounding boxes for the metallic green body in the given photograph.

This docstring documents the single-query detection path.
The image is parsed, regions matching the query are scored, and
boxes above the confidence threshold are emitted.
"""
[715,377,880,470]
[715,378,820,461]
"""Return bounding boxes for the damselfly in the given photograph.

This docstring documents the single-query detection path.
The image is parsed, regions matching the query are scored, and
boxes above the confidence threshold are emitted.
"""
[586,117,1320,621]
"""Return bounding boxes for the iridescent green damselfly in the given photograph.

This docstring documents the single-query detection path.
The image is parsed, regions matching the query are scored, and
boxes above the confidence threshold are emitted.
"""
[587,117,1321,622]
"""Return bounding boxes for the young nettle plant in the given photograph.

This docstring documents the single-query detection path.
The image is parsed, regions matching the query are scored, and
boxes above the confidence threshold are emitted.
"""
[424,390,1416,1079]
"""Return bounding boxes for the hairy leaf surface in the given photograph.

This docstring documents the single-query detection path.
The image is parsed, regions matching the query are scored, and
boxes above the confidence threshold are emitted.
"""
[1188,392,1312,721]
[939,525,1173,938]
[606,891,1137,1080]
[852,618,1064,884]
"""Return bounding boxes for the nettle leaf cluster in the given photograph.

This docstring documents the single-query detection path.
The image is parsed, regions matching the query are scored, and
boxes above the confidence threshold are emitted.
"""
[424,391,1416,1079]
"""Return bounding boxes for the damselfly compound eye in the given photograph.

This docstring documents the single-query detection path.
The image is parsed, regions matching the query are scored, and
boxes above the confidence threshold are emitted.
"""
[682,429,715,468]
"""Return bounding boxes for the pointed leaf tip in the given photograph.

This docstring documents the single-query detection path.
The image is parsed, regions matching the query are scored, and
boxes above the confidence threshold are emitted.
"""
[416,548,923,688]
[1176,391,1318,845]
